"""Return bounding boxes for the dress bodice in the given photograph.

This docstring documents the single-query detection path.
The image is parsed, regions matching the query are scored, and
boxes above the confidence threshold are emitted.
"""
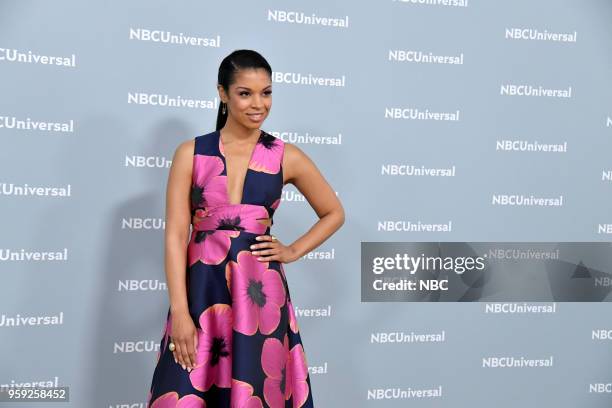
[190,129,284,234]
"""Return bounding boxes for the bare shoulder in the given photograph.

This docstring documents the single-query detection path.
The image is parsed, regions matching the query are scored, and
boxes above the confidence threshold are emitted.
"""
[166,138,195,229]
[283,141,311,164]
[280,140,341,219]
[282,141,318,185]
[164,138,195,188]
[172,138,195,167]
[177,137,195,155]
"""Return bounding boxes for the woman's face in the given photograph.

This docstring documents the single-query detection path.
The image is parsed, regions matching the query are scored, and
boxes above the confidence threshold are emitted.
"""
[219,68,272,130]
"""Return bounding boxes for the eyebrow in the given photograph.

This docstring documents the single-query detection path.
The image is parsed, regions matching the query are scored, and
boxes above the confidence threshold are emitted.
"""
[236,85,272,91]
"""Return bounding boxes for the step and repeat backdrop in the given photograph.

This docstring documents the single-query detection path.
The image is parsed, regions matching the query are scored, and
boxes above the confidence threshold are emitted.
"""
[1,0,612,407]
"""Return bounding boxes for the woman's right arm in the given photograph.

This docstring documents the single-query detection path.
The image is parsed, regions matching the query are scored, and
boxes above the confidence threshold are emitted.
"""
[163,138,198,371]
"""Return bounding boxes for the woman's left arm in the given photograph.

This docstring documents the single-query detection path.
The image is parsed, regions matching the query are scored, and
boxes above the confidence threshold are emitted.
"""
[251,142,345,263]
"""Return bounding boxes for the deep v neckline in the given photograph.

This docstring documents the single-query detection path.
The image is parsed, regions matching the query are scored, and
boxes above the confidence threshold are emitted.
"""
[218,129,262,206]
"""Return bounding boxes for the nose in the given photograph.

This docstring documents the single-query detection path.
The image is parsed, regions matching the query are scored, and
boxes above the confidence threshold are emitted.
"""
[252,94,265,108]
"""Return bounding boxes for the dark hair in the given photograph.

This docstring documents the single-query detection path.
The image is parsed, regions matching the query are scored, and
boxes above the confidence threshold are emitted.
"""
[216,49,273,131]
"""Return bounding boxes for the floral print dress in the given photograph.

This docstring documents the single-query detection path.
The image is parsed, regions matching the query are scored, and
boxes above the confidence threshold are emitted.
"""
[147,129,315,408]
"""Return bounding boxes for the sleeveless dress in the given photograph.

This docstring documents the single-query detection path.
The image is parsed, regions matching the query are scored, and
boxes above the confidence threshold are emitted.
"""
[146,129,315,408]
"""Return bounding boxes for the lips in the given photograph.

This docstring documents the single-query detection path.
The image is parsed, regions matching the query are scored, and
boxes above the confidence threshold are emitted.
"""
[247,113,264,121]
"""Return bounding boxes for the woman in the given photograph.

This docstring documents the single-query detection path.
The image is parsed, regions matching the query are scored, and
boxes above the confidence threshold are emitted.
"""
[147,49,345,407]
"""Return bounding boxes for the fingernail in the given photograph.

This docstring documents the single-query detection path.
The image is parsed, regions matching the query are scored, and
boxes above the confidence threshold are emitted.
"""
[187,367,192,372]
[182,364,186,370]
[250,245,255,249]
[255,236,261,240]
[174,358,177,364]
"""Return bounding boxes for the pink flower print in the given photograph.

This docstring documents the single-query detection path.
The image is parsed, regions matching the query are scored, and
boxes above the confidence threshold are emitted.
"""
[225,261,232,293]
[150,391,206,408]
[189,304,233,392]
[194,208,209,218]
[229,250,286,335]
[216,207,249,231]
[261,335,290,407]
[201,175,230,207]
[270,198,280,210]
[250,138,283,174]
[191,155,225,209]
[231,379,264,408]
[287,344,310,408]
[286,299,299,334]
[197,204,270,232]
[188,229,238,267]
[261,335,310,408]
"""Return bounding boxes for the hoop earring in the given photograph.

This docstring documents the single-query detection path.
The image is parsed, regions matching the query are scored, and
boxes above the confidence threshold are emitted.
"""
[222,103,226,115]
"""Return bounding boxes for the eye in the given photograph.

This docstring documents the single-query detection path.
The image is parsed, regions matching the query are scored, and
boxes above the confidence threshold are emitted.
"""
[239,90,272,96]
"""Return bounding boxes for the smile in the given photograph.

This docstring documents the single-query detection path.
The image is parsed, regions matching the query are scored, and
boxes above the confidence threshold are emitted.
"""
[247,113,264,121]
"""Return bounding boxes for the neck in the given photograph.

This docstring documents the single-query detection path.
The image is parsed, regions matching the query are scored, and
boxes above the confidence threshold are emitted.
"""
[221,117,260,142]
